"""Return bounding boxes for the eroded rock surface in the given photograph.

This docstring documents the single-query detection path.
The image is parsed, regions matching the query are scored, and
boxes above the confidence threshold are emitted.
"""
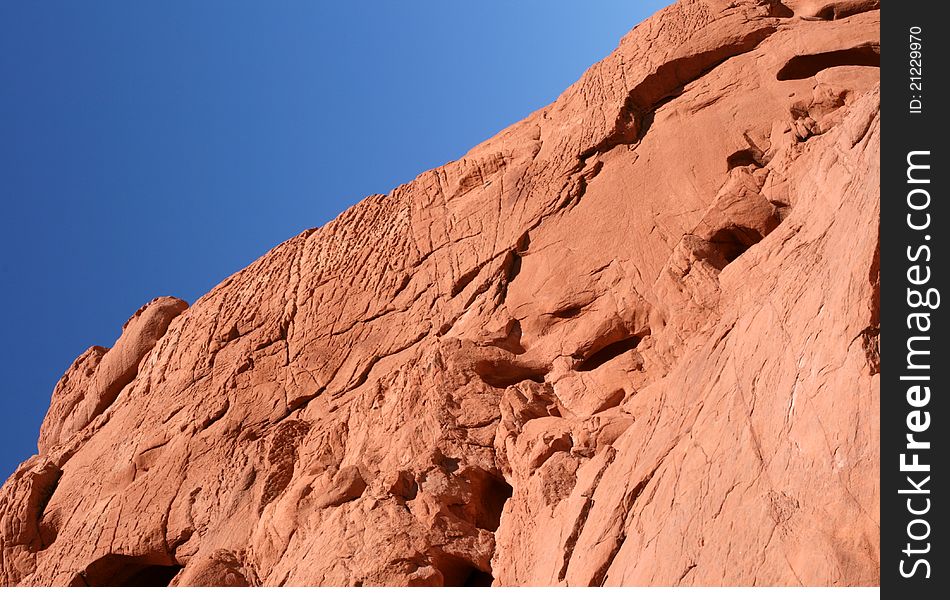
[1,0,879,586]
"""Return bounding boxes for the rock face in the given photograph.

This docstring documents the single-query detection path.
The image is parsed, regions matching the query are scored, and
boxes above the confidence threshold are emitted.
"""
[1,0,880,586]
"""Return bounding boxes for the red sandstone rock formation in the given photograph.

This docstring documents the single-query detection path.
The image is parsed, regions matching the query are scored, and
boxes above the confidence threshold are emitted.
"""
[0,0,880,586]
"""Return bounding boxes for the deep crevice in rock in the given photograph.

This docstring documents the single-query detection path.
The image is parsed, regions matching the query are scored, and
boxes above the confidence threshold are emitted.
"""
[34,472,60,525]
[507,234,530,282]
[497,233,530,303]
[863,238,880,374]
[451,264,484,298]
[30,464,63,551]
[776,45,880,80]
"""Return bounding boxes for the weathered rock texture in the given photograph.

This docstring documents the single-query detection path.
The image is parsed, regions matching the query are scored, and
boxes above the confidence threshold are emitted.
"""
[1,0,880,586]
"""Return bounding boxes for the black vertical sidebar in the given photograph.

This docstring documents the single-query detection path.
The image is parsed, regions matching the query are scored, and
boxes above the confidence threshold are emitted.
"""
[881,2,947,597]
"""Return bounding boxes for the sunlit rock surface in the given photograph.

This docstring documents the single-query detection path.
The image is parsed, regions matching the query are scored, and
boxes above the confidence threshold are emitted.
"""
[1,0,879,586]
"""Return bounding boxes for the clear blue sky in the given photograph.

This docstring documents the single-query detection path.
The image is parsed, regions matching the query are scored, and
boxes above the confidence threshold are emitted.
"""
[0,0,671,479]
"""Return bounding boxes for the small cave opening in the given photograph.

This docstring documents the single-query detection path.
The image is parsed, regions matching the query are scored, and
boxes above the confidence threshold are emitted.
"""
[71,554,183,587]
[776,46,880,81]
[450,467,514,533]
[474,359,548,389]
[813,5,839,20]
[576,335,644,372]
[120,565,183,587]
[768,1,795,18]
[812,1,880,21]
[426,469,513,587]
[436,558,497,587]
[552,304,585,319]
[707,225,765,266]
[474,476,514,533]
[726,148,763,170]
[461,568,495,587]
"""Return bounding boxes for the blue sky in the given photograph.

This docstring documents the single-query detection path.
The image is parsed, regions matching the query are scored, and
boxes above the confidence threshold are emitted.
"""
[0,0,671,479]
